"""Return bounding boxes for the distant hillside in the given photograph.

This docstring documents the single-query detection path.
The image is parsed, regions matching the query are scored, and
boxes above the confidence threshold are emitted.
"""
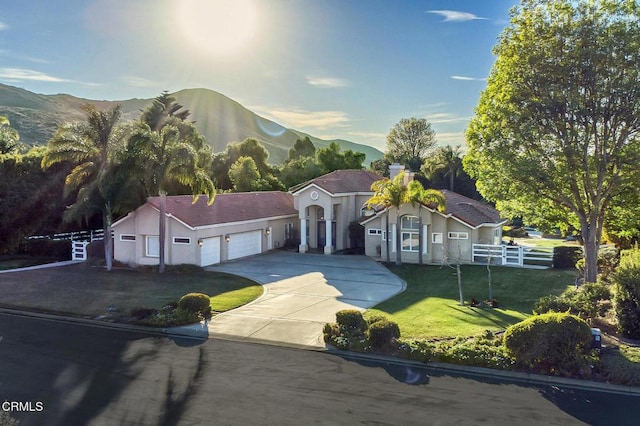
[0,84,382,165]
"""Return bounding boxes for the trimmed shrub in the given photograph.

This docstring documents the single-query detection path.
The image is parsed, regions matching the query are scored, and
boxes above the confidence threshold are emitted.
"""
[178,293,212,318]
[534,281,611,320]
[504,312,593,375]
[553,246,582,269]
[613,248,640,339]
[367,318,400,349]
[335,309,367,333]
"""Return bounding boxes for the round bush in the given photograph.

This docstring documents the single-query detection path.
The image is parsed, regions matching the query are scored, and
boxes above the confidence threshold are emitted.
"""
[335,310,367,333]
[178,293,212,318]
[367,319,400,349]
[504,312,592,374]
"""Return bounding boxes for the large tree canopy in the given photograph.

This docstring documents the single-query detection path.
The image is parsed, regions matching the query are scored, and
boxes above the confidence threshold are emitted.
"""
[385,117,437,169]
[465,0,640,282]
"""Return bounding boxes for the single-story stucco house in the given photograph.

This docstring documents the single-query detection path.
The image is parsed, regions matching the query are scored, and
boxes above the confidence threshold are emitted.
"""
[112,167,506,267]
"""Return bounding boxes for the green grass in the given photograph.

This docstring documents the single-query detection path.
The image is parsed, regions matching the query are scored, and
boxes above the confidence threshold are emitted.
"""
[0,256,65,271]
[598,345,640,386]
[366,264,575,339]
[514,237,580,248]
[0,265,262,319]
[210,286,263,312]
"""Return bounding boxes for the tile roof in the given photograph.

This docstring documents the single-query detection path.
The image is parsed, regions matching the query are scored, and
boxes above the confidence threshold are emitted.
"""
[441,190,503,227]
[147,192,297,228]
[293,169,383,194]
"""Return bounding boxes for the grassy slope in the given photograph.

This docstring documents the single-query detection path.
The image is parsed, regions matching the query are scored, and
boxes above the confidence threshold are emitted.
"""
[367,264,575,339]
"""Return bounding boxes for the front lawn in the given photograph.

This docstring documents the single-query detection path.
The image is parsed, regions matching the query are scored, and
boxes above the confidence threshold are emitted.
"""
[0,256,65,271]
[367,264,575,339]
[0,264,262,320]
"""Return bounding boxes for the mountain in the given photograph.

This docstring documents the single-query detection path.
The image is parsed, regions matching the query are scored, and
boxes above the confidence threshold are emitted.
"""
[0,84,382,165]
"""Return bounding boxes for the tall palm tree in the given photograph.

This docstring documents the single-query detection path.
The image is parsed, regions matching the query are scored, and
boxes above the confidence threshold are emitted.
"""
[125,93,216,273]
[421,145,462,191]
[41,104,130,271]
[367,172,445,265]
[0,115,21,154]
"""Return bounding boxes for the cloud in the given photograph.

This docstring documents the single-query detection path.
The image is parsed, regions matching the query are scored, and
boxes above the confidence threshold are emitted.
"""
[428,112,470,125]
[306,75,350,88]
[0,68,71,83]
[252,106,350,130]
[121,75,157,87]
[0,21,8,31]
[451,75,486,81]
[426,10,488,22]
[435,131,467,147]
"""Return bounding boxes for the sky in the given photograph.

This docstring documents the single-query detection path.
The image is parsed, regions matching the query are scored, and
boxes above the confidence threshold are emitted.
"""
[0,0,518,151]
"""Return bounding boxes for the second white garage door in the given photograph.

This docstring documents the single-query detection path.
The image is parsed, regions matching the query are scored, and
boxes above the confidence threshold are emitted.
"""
[200,237,221,266]
[228,230,262,260]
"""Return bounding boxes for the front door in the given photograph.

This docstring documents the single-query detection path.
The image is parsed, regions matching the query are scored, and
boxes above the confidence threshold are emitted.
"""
[317,221,336,248]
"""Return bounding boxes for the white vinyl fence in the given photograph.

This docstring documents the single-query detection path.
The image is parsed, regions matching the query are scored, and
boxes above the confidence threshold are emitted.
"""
[472,244,554,267]
[27,229,104,262]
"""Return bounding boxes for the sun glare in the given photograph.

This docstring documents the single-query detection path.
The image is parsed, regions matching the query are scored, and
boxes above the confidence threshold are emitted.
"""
[177,0,257,56]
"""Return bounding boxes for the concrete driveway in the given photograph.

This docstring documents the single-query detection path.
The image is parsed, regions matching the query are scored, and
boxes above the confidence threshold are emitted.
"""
[205,251,405,348]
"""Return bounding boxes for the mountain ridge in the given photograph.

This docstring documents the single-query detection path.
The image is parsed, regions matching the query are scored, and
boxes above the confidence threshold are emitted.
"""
[0,83,382,165]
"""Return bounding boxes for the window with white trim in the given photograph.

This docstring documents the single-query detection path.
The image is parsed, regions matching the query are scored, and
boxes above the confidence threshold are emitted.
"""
[146,236,159,257]
[494,227,502,244]
[368,228,382,236]
[285,222,295,240]
[432,233,443,244]
[120,234,136,242]
[448,232,469,240]
[173,237,191,245]
[401,216,420,252]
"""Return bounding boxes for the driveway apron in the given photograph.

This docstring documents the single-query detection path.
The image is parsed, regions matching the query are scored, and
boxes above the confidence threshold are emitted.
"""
[205,251,405,348]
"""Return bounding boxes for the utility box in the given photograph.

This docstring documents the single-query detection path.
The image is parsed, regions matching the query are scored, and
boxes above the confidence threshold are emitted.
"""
[591,328,602,349]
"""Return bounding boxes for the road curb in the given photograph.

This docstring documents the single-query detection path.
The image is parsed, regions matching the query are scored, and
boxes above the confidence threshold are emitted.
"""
[0,307,208,341]
[327,347,640,396]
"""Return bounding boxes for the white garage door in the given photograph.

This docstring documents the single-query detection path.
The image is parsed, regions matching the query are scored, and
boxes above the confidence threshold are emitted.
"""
[228,230,262,260]
[200,237,221,266]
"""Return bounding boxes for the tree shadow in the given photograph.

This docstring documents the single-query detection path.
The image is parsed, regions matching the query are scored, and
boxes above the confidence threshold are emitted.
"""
[0,314,208,426]
[339,352,638,426]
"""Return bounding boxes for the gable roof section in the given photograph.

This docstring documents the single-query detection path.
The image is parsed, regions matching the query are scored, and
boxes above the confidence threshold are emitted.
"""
[291,169,383,195]
[361,189,504,228]
[440,190,503,227]
[146,192,297,228]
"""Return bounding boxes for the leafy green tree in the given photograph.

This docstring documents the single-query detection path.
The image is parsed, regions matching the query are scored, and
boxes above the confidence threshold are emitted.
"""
[212,138,283,191]
[126,93,216,273]
[0,147,71,254]
[41,104,130,270]
[385,117,437,170]
[315,142,365,173]
[366,171,445,265]
[278,157,324,189]
[0,116,23,154]
[229,156,261,192]
[287,136,316,162]
[465,0,640,283]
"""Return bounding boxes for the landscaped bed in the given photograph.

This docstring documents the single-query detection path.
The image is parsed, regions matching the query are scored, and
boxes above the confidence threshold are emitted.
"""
[0,263,262,322]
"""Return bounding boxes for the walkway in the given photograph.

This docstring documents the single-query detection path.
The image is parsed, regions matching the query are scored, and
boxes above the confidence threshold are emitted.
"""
[205,251,405,348]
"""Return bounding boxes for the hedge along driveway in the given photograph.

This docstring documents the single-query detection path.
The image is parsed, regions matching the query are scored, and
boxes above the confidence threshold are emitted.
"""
[0,264,262,319]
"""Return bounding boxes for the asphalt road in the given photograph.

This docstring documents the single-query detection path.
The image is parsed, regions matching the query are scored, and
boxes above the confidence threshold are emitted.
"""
[0,312,636,426]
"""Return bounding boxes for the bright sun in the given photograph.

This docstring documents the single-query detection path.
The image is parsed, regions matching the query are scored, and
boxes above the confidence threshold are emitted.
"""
[177,0,257,56]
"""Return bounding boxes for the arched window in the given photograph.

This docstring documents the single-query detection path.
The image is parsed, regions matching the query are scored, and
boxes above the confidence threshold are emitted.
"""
[401,215,420,252]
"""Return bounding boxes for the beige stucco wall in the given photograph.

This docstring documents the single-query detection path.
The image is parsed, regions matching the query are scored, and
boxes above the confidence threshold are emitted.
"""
[113,203,297,267]
[363,205,487,265]
[294,185,374,252]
